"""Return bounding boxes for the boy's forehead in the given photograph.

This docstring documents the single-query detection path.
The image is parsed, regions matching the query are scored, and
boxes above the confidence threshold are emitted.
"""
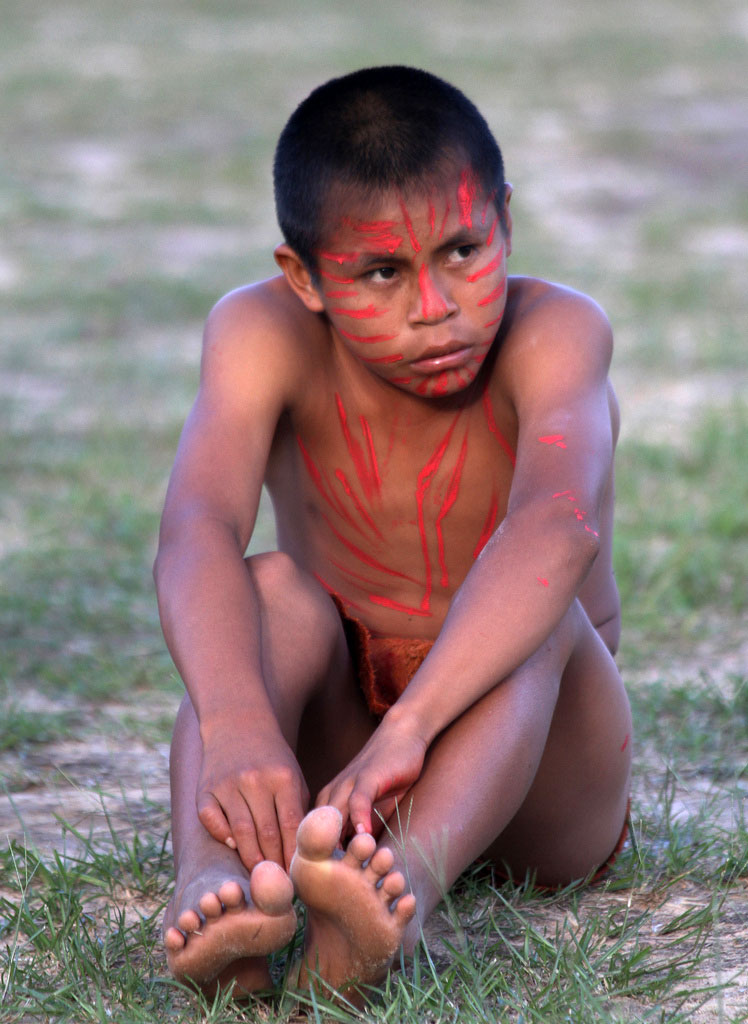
[322,169,488,235]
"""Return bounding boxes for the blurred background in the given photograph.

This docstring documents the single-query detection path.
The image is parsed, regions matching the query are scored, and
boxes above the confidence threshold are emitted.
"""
[1,0,746,758]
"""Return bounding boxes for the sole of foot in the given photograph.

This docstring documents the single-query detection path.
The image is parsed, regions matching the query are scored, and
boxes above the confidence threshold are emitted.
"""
[164,859,296,994]
[290,805,416,1001]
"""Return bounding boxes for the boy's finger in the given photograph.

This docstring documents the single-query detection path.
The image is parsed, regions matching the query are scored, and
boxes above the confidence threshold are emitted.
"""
[275,791,306,871]
[246,793,285,868]
[196,793,234,846]
[348,784,375,836]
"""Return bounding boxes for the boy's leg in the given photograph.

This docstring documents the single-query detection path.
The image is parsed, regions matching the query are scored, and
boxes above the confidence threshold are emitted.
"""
[164,551,378,992]
[291,600,631,968]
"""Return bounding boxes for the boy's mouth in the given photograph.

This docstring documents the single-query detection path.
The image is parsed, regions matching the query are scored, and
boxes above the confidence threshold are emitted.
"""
[410,343,473,373]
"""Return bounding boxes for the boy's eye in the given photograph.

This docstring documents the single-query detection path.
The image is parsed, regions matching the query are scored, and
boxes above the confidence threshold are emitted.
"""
[368,266,397,283]
[448,244,476,263]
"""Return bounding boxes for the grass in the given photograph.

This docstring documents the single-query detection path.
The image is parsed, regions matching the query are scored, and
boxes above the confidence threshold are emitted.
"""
[1,0,747,1020]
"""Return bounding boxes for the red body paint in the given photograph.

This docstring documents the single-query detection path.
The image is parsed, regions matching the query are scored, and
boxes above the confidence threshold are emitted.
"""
[334,469,383,537]
[539,434,567,448]
[338,328,397,344]
[435,433,468,586]
[320,269,355,284]
[415,415,460,612]
[335,394,381,501]
[486,215,499,246]
[537,577,549,587]
[466,246,504,283]
[320,251,360,265]
[344,218,403,254]
[438,202,451,239]
[369,594,432,617]
[418,264,448,320]
[399,198,422,253]
[620,733,630,753]
[325,290,359,299]
[472,492,499,559]
[331,304,389,320]
[457,168,477,228]
[482,390,516,466]
[478,281,507,307]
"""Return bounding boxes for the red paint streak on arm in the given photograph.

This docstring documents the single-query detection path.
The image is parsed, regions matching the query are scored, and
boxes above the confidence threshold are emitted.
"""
[482,390,516,466]
[539,434,567,448]
[620,733,630,753]
[418,264,448,320]
[477,280,507,307]
[553,490,576,500]
[466,246,504,282]
[331,304,389,319]
[457,168,477,228]
[472,491,499,559]
[435,432,468,587]
[399,198,422,253]
[537,577,549,587]
[415,415,460,611]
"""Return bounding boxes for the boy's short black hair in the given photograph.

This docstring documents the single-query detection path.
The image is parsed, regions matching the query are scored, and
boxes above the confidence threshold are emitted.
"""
[273,65,506,273]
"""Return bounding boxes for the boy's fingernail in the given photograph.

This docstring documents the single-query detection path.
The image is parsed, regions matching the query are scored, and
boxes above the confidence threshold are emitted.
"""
[225,837,237,849]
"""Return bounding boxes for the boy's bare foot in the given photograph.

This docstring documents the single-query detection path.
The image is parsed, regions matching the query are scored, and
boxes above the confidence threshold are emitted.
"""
[164,858,296,995]
[290,806,416,999]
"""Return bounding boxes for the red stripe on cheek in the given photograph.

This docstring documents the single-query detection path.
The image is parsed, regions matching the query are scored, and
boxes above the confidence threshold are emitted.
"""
[478,280,507,307]
[325,290,358,298]
[466,246,504,282]
[338,328,397,344]
[331,304,389,319]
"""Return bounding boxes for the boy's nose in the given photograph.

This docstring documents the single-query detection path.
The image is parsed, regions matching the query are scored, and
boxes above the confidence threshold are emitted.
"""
[410,265,457,324]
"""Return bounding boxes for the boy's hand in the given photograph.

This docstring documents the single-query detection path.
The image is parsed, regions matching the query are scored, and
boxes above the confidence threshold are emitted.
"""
[196,726,310,871]
[316,713,427,836]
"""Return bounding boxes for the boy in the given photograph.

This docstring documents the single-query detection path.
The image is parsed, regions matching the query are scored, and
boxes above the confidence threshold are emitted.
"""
[155,65,632,999]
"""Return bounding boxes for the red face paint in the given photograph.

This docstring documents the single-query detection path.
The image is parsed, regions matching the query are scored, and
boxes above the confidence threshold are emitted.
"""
[338,328,397,344]
[477,281,507,307]
[344,218,403,254]
[466,246,504,283]
[331,304,389,320]
[438,202,451,239]
[320,251,360,265]
[418,264,448,321]
[486,216,499,247]
[457,168,477,228]
[399,198,422,253]
[325,290,359,298]
[320,269,355,284]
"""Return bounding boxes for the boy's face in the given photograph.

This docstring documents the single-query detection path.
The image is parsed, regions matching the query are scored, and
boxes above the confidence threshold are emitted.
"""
[307,170,512,399]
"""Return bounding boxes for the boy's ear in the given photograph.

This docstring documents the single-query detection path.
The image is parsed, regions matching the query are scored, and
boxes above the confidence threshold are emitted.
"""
[502,183,513,257]
[274,243,325,313]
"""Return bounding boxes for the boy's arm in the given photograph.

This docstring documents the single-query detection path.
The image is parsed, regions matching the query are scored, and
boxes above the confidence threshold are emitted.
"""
[154,285,308,871]
[319,288,617,833]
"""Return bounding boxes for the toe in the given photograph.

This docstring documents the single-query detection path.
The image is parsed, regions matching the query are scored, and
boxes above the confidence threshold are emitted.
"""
[177,908,202,933]
[393,891,417,925]
[344,832,377,867]
[366,846,395,881]
[250,860,294,916]
[217,880,247,912]
[380,870,406,901]
[198,891,223,918]
[164,926,186,952]
[296,806,343,861]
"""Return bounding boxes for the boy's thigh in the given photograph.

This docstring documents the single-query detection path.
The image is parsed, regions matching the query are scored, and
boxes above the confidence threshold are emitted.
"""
[488,609,632,886]
[245,551,378,794]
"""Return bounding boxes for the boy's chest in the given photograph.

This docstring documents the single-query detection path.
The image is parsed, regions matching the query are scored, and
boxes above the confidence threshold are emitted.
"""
[287,384,517,582]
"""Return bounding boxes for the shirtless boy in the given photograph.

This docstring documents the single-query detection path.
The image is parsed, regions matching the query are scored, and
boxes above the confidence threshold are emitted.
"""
[155,65,632,1000]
